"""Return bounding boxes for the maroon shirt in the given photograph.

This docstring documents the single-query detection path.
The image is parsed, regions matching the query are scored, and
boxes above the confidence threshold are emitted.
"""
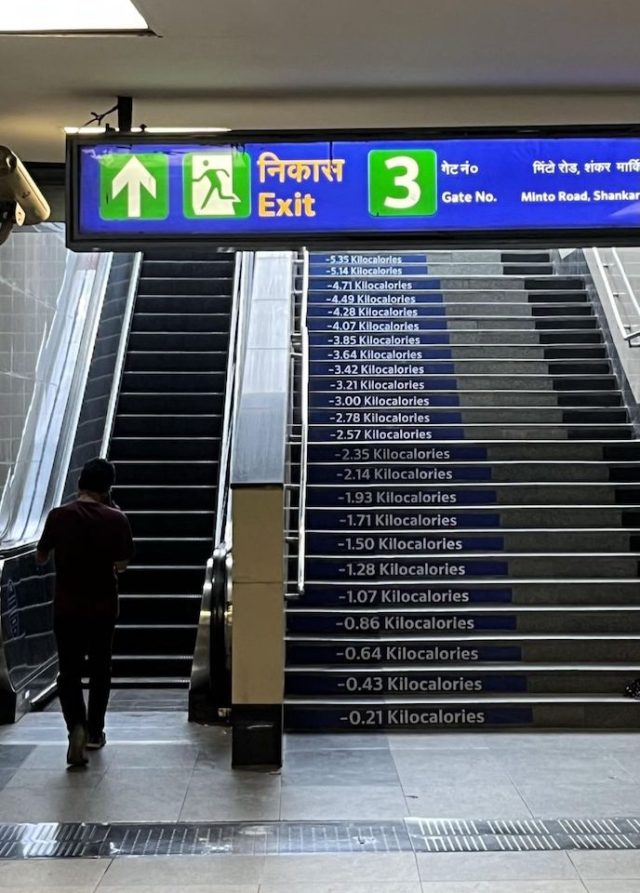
[38,499,134,619]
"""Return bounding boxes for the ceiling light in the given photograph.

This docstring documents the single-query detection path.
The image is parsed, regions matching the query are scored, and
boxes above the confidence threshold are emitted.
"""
[0,0,149,33]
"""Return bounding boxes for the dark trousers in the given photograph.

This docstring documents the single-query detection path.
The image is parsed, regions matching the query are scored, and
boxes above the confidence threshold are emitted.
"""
[54,617,115,736]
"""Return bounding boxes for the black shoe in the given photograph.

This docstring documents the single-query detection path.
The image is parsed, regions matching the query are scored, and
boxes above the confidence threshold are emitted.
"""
[86,732,106,750]
[66,724,88,767]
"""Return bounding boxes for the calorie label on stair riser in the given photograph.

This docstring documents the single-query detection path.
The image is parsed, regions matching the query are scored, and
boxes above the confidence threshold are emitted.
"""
[312,254,429,266]
[310,333,451,346]
[286,642,522,664]
[310,410,462,425]
[307,445,488,462]
[306,558,509,579]
[315,320,450,332]
[304,510,502,530]
[310,304,445,319]
[311,264,430,276]
[308,465,492,483]
[307,488,498,507]
[310,392,462,408]
[311,377,459,391]
[287,613,517,634]
[311,278,440,291]
[301,586,513,606]
[286,673,527,695]
[314,363,456,376]
[309,360,456,378]
[312,426,465,441]
[306,532,502,551]
[284,706,534,730]
[312,347,455,361]
[308,293,443,306]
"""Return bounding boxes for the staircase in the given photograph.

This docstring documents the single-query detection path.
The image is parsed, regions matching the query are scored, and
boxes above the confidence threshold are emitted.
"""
[109,248,234,686]
[285,248,640,731]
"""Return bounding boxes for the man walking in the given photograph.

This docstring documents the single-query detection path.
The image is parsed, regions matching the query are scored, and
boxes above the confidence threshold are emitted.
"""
[36,458,134,767]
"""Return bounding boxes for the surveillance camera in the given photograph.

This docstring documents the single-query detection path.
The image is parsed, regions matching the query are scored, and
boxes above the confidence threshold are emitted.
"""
[0,147,50,241]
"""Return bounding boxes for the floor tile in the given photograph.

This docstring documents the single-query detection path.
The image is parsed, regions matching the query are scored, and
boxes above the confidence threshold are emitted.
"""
[404,781,532,818]
[499,751,633,786]
[5,768,105,790]
[98,856,265,886]
[0,858,110,887]
[419,884,589,893]
[279,784,408,820]
[569,850,640,879]
[81,768,194,823]
[416,851,578,881]
[583,883,640,892]
[284,734,390,752]
[259,884,421,893]
[96,743,199,769]
[0,786,94,822]
[97,887,258,893]
[516,780,640,817]
[179,768,281,821]
[0,769,15,791]
[394,748,509,787]
[0,744,35,767]
[282,749,400,786]
[261,853,420,884]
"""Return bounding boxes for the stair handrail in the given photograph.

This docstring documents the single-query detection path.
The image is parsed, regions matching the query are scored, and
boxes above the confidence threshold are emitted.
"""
[189,250,252,722]
[99,252,143,458]
[591,247,640,345]
[296,248,310,598]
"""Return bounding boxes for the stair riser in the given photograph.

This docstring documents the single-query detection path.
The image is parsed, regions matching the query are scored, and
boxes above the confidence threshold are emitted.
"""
[284,703,640,731]
[309,331,603,346]
[128,331,230,351]
[305,530,634,552]
[299,580,640,607]
[307,442,640,462]
[117,394,224,415]
[286,640,640,664]
[125,512,214,537]
[113,416,221,437]
[120,567,205,595]
[287,610,640,635]
[285,670,638,696]
[308,391,622,408]
[119,596,201,625]
[306,484,639,507]
[308,409,626,425]
[304,556,640,580]
[137,277,233,296]
[113,461,219,485]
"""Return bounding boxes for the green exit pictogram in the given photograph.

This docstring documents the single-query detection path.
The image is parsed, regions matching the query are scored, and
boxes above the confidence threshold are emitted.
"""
[99,153,169,220]
[183,151,251,218]
[368,149,438,217]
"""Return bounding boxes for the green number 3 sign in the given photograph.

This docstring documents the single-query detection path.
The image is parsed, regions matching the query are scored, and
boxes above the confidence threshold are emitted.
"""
[368,149,438,217]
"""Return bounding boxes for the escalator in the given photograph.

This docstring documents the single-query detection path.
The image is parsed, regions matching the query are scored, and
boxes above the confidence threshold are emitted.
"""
[108,248,234,686]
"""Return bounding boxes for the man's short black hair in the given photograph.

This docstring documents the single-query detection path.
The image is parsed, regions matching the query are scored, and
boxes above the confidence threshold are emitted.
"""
[78,458,116,494]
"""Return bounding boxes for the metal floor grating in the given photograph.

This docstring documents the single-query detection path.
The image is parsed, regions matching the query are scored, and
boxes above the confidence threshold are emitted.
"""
[2,818,640,858]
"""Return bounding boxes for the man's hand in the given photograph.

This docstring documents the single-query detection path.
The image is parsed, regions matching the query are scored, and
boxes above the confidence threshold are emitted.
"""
[35,549,50,566]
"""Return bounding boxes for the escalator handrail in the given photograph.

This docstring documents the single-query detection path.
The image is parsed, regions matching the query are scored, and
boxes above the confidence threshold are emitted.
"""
[189,251,252,719]
[296,248,310,597]
[0,250,114,551]
[100,252,143,457]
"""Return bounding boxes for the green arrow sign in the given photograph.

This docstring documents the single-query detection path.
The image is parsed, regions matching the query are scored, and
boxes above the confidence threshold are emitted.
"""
[99,153,169,220]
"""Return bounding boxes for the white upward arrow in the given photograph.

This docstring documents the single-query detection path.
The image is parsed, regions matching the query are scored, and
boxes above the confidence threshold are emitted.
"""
[111,157,157,218]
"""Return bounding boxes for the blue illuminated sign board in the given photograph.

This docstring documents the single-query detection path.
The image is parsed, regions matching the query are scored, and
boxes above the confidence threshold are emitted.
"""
[67,128,640,248]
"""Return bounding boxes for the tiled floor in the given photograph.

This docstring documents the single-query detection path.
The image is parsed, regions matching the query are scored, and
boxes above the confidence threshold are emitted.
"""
[1,703,640,891]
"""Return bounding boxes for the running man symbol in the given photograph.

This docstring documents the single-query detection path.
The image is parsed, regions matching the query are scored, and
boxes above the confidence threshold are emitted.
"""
[183,151,251,218]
